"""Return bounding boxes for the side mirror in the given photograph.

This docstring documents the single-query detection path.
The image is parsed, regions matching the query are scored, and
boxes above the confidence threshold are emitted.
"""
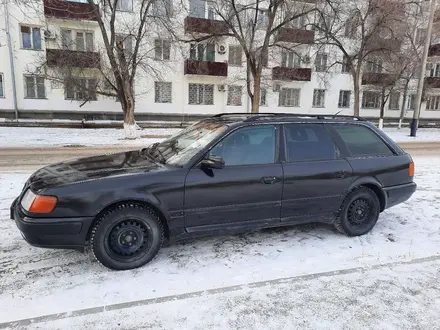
[201,155,225,169]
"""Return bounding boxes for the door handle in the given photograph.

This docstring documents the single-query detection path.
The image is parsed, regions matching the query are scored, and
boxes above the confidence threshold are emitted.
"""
[335,171,347,179]
[262,176,277,184]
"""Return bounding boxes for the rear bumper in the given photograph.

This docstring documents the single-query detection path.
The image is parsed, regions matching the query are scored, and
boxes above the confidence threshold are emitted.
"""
[11,198,93,252]
[384,182,417,209]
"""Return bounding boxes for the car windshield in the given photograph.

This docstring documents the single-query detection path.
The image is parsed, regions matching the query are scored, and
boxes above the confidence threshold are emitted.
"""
[144,121,227,166]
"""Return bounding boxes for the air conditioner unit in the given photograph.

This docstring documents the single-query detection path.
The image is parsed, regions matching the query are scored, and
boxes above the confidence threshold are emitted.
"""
[218,84,226,92]
[273,84,281,92]
[44,30,56,40]
[218,44,226,54]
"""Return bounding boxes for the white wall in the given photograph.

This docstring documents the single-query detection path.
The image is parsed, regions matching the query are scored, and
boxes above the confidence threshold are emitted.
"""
[1,0,440,121]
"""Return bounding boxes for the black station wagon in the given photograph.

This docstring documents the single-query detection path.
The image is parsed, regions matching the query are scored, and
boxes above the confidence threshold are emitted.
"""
[11,114,416,270]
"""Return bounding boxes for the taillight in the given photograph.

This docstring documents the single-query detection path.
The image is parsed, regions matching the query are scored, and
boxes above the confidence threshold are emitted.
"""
[29,195,58,214]
[409,162,415,177]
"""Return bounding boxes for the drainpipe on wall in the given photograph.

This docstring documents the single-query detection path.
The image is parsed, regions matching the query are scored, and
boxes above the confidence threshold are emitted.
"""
[4,0,19,120]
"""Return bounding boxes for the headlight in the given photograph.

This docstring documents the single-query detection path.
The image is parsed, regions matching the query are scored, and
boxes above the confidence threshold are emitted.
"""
[20,189,57,214]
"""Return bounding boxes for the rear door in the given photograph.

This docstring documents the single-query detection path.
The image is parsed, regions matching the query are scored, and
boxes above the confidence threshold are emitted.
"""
[280,123,353,223]
[184,124,283,231]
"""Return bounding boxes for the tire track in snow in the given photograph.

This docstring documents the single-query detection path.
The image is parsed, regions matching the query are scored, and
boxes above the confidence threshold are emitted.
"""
[1,254,440,329]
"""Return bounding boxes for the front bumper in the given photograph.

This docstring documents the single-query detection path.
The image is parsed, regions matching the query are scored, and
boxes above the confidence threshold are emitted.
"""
[384,182,417,209]
[11,198,94,252]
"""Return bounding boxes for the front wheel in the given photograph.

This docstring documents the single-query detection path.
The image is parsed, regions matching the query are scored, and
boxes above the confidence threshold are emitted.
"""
[334,186,380,236]
[90,203,164,270]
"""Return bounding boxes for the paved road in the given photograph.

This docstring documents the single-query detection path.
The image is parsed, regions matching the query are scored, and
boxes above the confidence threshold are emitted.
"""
[0,142,439,171]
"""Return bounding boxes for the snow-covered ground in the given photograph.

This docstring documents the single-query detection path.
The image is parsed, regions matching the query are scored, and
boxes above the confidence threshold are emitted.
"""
[0,127,180,148]
[0,155,439,328]
[0,126,440,148]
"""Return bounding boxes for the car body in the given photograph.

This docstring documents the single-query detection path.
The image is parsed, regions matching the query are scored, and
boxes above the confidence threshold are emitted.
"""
[10,113,416,270]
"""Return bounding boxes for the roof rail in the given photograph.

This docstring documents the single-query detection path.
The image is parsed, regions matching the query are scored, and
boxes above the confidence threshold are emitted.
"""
[211,113,366,122]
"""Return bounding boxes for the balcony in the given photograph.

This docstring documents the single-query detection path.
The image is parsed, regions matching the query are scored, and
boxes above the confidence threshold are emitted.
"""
[44,0,98,21]
[184,16,229,35]
[46,49,100,69]
[272,67,312,81]
[361,73,397,86]
[429,44,440,57]
[365,37,401,53]
[276,27,314,44]
[425,77,440,89]
[184,60,228,77]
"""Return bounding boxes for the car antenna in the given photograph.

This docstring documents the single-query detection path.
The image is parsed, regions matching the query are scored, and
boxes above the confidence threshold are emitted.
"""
[333,110,343,118]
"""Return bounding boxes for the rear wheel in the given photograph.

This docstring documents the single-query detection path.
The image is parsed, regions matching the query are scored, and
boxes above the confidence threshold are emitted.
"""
[334,187,380,236]
[90,203,163,270]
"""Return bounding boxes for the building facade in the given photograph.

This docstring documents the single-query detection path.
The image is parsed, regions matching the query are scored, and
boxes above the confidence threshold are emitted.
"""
[1,0,440,120]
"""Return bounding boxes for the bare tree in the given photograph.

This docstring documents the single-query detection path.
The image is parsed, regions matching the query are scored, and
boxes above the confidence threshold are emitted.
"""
[312,0,410,116]
[29,0,172,138]
[167,0,316,113]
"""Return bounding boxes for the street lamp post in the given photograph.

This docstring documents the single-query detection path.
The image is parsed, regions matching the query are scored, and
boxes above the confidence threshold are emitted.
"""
[411,0,437,137]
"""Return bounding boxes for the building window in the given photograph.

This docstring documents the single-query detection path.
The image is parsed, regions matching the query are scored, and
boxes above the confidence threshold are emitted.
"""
[62,30,93,51]
[188,83,214,105]
[154,39,171,60]
[116,0,133,11]
[362,91,381,109]
[366,59,383,73]
[281,50,301,68]
[65,78,97,101]
[426,95,440,110]
[407,93,417,110]
[21,26,41,50]
[189,43,215,61]
[154,82,172,103]
[315,53,328,72]
[227,85,242,106]
[338,90,351,108]
[24,76,45,99]
[257,48,268,67]
[256,10,269,29]
[341,55,350,73]
[312,89,325,107]
[152,0,172,16]
[279,88,300,107]
[416,28,426,44]
[228,45,242,66]
[427,63,440,77]
[389,92,400,110]
[0,73,3,97]
[344,16,358,38]
[260,88,267,106]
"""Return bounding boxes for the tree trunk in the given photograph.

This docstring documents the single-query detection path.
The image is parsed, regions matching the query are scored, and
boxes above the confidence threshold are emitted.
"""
[399,79,410,129]
[251,73,261,114]
[353,72,361,117]
[379,87,386,130]
[122,83,138,139]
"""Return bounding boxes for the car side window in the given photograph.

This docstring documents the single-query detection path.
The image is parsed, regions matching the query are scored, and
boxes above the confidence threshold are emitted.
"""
[333,125,393,157]
[209,125,276,166]
[284,124,338,162]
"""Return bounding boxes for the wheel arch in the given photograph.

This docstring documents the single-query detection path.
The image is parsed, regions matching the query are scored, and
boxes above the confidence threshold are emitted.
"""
[346,178,387,212]
[86,199,171,242]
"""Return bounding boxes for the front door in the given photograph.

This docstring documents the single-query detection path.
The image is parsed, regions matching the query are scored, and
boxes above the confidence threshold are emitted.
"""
[281,123,353,223]
[184,124,283,231]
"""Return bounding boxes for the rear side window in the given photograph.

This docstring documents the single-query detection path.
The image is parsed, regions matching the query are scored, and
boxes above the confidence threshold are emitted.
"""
[284,124,338,162]
[333,125,393,157]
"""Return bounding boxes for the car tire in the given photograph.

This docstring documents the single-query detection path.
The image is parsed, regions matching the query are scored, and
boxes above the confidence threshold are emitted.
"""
[90,203,164,270]
[334,186,380,236]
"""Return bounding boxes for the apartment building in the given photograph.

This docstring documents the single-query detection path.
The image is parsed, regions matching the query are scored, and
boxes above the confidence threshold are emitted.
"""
[1,0,440,120]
